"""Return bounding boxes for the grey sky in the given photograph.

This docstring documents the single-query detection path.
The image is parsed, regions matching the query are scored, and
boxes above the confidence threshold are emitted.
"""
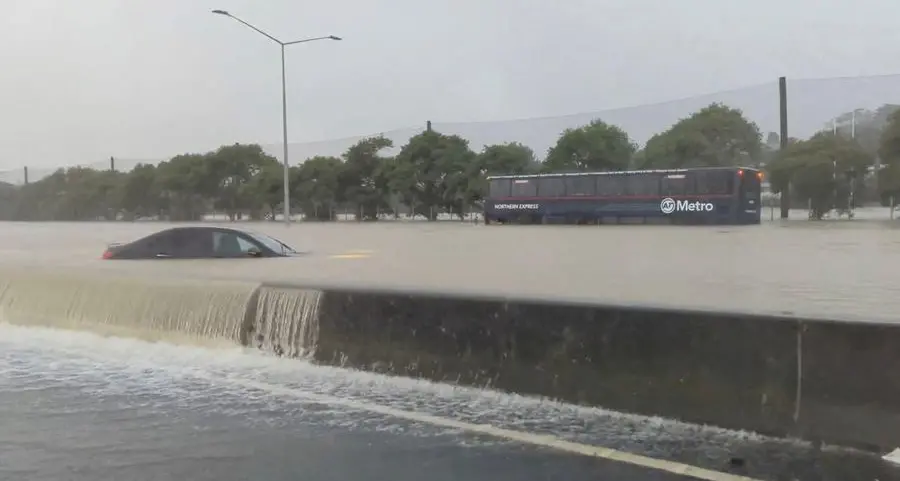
[3,0,900,176]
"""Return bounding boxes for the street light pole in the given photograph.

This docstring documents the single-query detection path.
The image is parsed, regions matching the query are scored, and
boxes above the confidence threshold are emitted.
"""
[212,9,341,225]
[281,43,289,226]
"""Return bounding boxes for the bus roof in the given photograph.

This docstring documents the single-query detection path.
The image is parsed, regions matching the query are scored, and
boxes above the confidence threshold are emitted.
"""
[486,166,760,180]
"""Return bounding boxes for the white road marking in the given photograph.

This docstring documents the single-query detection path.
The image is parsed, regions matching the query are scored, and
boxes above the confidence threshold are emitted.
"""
[217,376,764,481]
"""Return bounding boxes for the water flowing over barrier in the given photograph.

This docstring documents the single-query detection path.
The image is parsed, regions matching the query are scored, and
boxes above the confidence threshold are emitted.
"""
[0,270,257,346]
[2,268,899,452]
[250,286,321,358]
[0,270,323,356]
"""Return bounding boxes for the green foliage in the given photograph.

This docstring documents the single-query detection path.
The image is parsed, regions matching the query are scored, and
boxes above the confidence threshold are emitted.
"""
[878,109,900,200]
[389,131,478,220]
[543,119,635,172]
[640,103,762,169]
[767,132,872,219]
[340,136,394,221]
[295,156,343,221]
[6,102,900,222]
[464,142,539,206]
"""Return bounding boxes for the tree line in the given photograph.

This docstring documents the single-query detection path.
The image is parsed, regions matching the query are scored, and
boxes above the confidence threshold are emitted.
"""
[2,103,899,221]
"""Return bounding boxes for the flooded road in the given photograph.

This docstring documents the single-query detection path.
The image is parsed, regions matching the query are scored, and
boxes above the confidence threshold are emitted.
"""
[2,217,900,480]
[2,213,900,321]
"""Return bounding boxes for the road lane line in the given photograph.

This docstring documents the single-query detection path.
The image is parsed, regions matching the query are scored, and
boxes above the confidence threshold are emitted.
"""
[217,376,764,481]
[328,254,371,259]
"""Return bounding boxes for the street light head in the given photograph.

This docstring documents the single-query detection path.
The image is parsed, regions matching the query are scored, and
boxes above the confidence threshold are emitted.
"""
[211,9,230,16]
[328,35,343,41]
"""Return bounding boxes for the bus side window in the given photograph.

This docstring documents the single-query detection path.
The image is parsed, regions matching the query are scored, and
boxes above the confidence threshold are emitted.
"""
[703,171,731,194]
[692,171,711,195]
[626,174,659,196]
[722,172,736,194]
[489,179,512,198]
[565,175,596,196]
[597,175,624,196]
[661,174,690,196]
[538,176,565,197]
[510,179,537,197]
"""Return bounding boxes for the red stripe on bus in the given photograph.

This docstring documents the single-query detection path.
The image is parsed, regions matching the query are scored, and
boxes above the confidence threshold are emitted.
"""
[490,194,735,201]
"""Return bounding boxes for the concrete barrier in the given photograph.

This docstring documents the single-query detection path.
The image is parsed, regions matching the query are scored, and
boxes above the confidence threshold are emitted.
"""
[798,320,900,450]
[3,265,897,451]
[290,284,900,452]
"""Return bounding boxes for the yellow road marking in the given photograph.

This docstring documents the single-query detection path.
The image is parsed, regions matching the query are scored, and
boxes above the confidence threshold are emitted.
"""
[328,253,371,260]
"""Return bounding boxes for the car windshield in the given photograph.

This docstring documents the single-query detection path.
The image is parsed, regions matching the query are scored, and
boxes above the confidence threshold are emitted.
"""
[245,231,296,254]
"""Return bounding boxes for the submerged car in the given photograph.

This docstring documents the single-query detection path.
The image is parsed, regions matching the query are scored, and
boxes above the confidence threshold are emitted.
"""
[102,226,301,259]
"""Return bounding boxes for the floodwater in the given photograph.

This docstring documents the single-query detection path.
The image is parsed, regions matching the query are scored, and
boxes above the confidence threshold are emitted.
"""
[3,209,900,321]
[2,214,900,480]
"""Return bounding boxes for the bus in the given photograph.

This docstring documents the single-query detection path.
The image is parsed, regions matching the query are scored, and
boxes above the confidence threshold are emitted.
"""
[484,166,762,225]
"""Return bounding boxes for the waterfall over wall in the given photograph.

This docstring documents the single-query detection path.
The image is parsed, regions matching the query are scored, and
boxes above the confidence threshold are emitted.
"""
[0,268,326,357]
[0,268,260,347]
[250,285,322,358]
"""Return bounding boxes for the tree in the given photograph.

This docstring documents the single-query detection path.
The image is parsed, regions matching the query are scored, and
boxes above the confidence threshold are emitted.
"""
[768,131,872,219]
[436,136,480,218]
[543,119,635,172]
[641,103,762,169]
[242,161,288,220]
[390,130,477,220]
[117,163,163,220]
[878,108,900,203]
[339,136,394,221]
[294,156,343,221]
[0,181,15,219]
[154,153,209,221]
[465,142,539,205]
[205,143,279,220]
[821,105,900,206]
[478,142,538,176]
[14,100,900,223]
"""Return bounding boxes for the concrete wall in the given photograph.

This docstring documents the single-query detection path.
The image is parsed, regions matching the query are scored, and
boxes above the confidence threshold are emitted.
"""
[269,284,900,452]
[798,320,900,450]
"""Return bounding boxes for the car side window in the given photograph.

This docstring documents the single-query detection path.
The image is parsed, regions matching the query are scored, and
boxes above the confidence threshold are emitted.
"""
[236,236,257,253]
[171,229,213,258]
[141,232,174,255]
[213,231,259,256]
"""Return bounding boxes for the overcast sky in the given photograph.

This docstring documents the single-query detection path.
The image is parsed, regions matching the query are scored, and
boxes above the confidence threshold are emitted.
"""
[3,0,900,176]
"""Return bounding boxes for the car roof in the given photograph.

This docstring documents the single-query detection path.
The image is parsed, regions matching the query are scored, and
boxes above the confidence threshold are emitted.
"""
[159,225,254,235]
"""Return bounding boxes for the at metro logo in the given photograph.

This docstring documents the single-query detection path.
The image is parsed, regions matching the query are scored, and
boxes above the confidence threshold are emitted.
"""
[660,197,714,214]
[676,200,714,212]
